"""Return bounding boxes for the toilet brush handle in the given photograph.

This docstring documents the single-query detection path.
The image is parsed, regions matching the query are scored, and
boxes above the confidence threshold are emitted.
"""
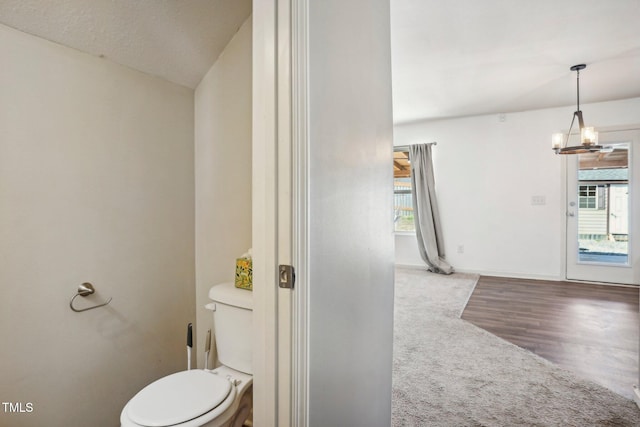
[187,323,193,370]
[204,329,211,370]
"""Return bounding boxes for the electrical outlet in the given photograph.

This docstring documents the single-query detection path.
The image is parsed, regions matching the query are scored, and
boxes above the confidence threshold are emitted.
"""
[531,195,546,205]
[457,245,464,254]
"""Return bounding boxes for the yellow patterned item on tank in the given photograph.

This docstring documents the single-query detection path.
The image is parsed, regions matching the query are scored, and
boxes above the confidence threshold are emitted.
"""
[235,257,253,290]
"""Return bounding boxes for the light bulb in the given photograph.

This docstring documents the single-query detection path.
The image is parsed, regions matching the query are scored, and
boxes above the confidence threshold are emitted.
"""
[552,133,563,149]
[581,127,598,146]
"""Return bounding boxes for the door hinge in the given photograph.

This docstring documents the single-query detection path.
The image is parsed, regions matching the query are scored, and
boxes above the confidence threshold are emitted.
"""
[278,265,295,289]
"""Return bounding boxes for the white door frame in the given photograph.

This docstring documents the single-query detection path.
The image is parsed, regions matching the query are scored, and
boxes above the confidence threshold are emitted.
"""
[252,0,279,422]
[252,0,285,425]
[290,0,310,426]
[253,0,308,426]
[254,1,394,424]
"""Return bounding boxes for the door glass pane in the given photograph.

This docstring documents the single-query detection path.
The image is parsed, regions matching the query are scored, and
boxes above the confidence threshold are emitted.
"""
[577,143,629,265]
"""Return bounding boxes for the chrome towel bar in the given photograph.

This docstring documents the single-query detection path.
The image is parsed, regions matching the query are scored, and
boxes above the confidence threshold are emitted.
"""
[69,282,112,312]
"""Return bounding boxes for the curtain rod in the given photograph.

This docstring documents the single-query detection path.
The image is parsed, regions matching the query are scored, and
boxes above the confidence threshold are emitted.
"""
[394,142,437,151]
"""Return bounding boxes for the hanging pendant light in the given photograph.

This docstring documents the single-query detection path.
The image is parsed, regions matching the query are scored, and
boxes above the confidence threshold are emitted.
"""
[552,64,602,154]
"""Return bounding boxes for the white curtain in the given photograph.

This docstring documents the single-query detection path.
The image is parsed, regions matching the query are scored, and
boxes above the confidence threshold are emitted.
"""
[409,143,453,274]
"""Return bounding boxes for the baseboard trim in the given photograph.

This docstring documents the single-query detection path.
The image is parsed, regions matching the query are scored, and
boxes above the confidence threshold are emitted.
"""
[394,264,640,288]
[454,268,562,282]
[394,263,426,271]
[634,385,640,409]
[394,264,563,282]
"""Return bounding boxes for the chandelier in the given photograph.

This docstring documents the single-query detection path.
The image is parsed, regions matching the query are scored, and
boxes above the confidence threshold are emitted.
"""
[552,64,602,154]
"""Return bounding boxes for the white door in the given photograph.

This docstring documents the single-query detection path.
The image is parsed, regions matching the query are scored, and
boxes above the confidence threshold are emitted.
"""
[565,128,640,285]
[610,184,629,234]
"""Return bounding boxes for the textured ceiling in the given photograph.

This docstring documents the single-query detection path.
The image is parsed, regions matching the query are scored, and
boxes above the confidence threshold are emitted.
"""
[0,0,251,88]
[1,0,639,123]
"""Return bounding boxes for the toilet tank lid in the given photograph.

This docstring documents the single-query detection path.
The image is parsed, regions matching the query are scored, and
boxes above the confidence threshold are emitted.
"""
[209,282,253,310]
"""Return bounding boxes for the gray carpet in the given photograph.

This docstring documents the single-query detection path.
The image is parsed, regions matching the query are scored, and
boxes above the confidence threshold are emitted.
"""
[392,268,640,426]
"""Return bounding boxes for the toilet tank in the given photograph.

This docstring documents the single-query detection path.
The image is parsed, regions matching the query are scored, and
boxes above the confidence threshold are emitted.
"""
[208,282,252,374]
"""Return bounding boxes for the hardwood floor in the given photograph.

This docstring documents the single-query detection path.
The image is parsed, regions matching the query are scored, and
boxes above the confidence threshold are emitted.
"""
[461,276,639,400]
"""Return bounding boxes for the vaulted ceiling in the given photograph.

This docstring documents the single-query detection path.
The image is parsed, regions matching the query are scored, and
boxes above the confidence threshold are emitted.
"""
[1,0,639,124]
[391,0,640,124]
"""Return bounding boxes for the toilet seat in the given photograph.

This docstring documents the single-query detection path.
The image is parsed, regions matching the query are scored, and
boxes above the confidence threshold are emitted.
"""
[126,370,232,426]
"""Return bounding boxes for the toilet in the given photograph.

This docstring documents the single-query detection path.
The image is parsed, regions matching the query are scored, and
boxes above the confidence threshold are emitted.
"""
[120,282,253,427]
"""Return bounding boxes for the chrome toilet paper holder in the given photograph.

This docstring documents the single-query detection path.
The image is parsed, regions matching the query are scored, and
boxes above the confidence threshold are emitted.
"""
[69,282,112,312]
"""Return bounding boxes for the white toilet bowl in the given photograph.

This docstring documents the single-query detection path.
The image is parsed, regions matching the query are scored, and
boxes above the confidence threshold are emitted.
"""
[121,282,253,427]
[120,366,252,427]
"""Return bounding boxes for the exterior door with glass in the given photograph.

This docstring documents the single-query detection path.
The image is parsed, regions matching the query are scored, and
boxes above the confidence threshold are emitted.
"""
[565,128,640,285]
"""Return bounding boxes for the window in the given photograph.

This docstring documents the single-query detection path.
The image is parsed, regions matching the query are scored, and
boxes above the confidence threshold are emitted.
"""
[394,149,414,232]
[579,185,597,209]
[579,184,605,209]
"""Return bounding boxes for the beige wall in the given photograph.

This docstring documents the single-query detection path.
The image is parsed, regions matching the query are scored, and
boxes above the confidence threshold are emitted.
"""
[0,24,195,426]
[194,18,252,368]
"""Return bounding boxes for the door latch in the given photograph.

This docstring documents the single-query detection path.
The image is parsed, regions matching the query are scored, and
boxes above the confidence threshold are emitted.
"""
[279,265,295,289]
